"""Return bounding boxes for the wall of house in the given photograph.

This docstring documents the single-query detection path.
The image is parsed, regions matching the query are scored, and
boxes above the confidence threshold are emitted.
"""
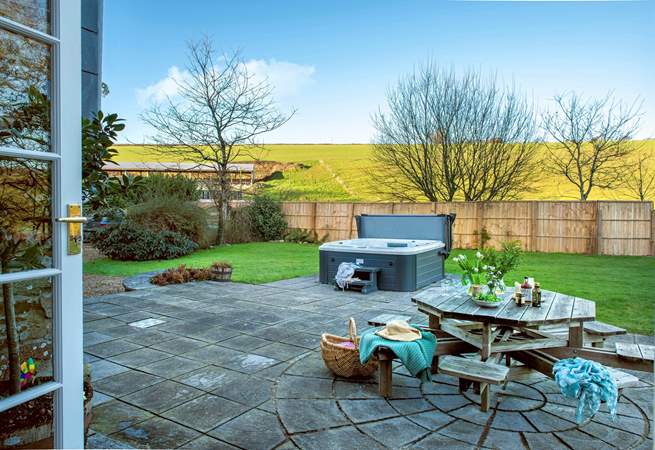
[81,0,102,118]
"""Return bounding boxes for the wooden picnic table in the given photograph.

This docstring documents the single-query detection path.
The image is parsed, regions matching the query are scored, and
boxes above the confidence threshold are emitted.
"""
[369,282,651,403]
[411,284,601,410]
[412,286,596,360]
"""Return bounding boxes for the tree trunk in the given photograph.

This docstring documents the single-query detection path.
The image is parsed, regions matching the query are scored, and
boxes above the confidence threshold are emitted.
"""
[2,263,21,394]
[215,168,231,246]
[216,194,225,246]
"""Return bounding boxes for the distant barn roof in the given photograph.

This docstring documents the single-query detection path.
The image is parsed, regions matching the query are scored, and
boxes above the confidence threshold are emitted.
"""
[103,161,255,172]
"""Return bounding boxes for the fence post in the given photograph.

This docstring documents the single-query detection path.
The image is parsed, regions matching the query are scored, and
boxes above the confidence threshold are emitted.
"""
[530,201,538,252]
[477,202,485,248]
[348,203,355,238]
[312,202,318,241]
[593,201,601,255]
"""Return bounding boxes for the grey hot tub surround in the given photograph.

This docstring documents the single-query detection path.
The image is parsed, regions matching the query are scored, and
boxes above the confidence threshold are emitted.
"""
[319,214,455,292]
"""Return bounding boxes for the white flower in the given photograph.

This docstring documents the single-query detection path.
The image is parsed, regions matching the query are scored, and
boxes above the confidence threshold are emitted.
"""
[489,266,495,270]
[482,265,488,270]
[476,251,483,259]
[473,267,478,272]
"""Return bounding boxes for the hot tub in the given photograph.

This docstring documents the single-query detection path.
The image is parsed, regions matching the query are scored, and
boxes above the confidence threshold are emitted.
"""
[319,214,455,292]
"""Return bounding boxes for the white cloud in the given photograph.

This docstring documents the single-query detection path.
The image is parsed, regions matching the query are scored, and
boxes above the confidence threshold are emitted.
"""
[243,59,316,99]
[135,66,190,107]
[135,59,315,107]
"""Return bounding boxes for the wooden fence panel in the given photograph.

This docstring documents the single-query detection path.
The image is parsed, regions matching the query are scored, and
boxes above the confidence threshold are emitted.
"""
[598,202,652,256]
[278,200,653,256]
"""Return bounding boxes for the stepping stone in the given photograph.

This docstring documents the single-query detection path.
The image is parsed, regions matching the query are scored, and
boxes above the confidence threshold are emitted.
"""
[138,356,206,379]
[85,339,142,358]
[359,417,429,448]
[211,374,273,407]
[84,331,115,351]
[208,409,286,450]
[121,380,203,413]
[276,375,333,399]
[338,399,399,423]
[109,417,200,449]
[522,432,569,450]
[151,337,210,355]
[94,371,164,397]
[291,426,385,450]
[174,366,241,392]
[107,347,171,368]
[179,435,239,449]
[89,360,130,381]
[491,410,536,432]
[91,400,153,435]
[406,410,454,432]
[389,398,434,415]
[409,432,476,450]
[162,394,248,432]
[277,399,348,433]
[438,420,485,446]
[481,429,524,449]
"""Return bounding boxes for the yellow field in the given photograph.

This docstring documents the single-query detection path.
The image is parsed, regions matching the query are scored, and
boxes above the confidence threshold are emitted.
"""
[114,141,655,202]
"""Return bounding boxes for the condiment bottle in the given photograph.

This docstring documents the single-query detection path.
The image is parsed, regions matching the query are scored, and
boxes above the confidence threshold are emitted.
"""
[515,292,523,306]
[521,276,532,303]
[532,282,541,307]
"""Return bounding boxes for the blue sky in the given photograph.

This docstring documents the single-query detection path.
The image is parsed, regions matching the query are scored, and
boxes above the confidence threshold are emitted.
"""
[103,0,653,144]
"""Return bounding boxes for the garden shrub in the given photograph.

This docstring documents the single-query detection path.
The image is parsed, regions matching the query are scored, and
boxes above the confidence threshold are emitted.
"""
[150,261,233,286]
[284,228,316,244]
[94,223,197,260]
[224,206,255,243]
[151,265,212,285]
[127,198,208,245]
[248,195,287,241]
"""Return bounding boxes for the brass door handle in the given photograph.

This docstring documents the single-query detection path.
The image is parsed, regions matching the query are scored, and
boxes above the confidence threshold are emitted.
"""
[56,217,88,223]
[57,204,85,255]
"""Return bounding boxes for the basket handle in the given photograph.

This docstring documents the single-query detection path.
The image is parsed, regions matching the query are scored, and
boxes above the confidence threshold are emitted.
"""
[348,318,357,347]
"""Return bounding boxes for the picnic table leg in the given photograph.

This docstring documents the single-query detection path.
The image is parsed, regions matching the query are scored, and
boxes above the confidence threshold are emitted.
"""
[569,321,584,348]
[429,314,441,374]
[478,322,492,410]
[378,352,393,398]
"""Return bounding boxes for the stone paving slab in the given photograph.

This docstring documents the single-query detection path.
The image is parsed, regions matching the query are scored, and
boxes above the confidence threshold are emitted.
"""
[85,276,654,449]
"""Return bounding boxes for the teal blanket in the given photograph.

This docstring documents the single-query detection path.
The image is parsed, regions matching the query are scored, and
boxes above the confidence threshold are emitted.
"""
[553,357,618,424]
[359,326,437,382]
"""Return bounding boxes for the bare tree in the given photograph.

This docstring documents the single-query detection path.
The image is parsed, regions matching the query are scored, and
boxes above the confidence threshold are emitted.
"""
[372,66,541,202]
[141,38,293,244]
[621,151,655,201]
[542,92,642,200]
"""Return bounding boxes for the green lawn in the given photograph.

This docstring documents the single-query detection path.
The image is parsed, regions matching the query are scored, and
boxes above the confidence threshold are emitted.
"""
[84,242,655,335]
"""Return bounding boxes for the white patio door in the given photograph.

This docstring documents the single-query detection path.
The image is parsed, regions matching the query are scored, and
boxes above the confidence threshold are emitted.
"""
[0,0,84,448]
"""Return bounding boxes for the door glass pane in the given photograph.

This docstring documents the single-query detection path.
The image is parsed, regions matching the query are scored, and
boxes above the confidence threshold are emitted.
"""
[0,157,52,273]
[0,392,54,447]
[1,277,53,400]
[0,28,51,152]
[0,0,50,34]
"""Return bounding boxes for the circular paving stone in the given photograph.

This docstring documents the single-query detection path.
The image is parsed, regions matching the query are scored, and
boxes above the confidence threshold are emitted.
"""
[275,351,653,450]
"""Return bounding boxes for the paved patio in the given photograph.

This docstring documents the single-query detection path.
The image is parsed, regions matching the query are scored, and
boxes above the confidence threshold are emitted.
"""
[84,276,653,449]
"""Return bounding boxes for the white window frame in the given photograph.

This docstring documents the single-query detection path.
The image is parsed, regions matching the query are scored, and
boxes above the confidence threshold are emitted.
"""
[0,0,83,447]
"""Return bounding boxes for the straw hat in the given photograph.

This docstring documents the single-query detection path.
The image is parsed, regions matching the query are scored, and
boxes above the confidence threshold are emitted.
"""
[376,320,421,342]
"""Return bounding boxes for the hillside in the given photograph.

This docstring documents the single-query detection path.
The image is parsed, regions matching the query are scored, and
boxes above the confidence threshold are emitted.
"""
[114,141,655,202]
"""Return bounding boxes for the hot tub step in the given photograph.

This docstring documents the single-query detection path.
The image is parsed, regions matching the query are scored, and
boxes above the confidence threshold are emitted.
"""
[335,267,381,294]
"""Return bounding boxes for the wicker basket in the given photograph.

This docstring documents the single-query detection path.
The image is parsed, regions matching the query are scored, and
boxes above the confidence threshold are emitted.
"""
[320,318,378,378]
